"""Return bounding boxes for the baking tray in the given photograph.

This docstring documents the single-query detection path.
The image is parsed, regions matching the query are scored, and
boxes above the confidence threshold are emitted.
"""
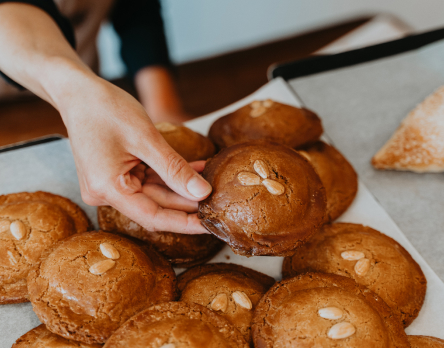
[1,80,443,345]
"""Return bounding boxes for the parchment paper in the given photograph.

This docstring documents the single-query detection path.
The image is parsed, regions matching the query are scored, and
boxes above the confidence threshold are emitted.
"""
[0,75,443,346]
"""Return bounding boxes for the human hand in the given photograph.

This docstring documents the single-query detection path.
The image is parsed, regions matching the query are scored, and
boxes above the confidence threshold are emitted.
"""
[59,75,211,234]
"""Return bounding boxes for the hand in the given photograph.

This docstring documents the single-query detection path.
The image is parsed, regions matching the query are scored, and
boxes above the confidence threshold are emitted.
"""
[59,75,212,234]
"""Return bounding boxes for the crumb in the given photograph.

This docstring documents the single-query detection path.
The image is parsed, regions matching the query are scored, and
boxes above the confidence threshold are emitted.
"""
[225,255,230,260]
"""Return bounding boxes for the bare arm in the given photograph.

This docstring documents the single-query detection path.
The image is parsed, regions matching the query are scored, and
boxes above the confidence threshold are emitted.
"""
[0,3,211,233]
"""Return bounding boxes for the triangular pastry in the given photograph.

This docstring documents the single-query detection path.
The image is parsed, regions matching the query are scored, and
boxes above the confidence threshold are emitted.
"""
[372,86,444,172]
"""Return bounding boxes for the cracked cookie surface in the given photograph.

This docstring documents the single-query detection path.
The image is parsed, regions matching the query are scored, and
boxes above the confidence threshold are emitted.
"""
[198,140,327,256]
[0,191,93,233]
[408,336,444,347]
[252,272,409,348]
[12,324,101,347]
[297,141,358,221]
[103,301,248,348]
[98,206,224,267]
[282,223,426,327]
[27,231,176,344]
[0,201,77,304]
[208,100,323,149]
[178,263,275,344]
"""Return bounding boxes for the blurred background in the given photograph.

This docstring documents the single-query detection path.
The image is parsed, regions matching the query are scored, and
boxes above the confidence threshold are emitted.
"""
[1,0,444,147]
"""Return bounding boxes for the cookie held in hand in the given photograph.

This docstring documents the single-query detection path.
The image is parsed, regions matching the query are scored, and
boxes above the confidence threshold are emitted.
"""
[198,140,327,256]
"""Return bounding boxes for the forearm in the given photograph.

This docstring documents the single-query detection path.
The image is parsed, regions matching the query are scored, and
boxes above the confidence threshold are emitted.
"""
[135,66,190,123]
[0,3,94,108]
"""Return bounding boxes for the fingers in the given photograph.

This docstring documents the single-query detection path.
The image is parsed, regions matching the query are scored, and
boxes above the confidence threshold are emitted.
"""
[142,183,198,213]
[143,161,207,187]
[108,190,208,234]
[133,130,212,201]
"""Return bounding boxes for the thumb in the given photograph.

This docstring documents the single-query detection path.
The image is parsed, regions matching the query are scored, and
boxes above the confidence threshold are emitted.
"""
[134,129,212,201]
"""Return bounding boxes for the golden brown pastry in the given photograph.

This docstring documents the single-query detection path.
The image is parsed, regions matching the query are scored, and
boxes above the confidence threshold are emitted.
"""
[408,336,444,348]
[198,140,327,256]
[208,99,323,149]
[372,86,444,172]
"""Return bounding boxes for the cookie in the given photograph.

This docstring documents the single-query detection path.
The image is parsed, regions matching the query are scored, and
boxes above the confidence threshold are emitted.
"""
[12,324,101,348]
[198,140,327,256]
[298,141,358,221]
[408,336,444,347]
[155,122,216,162]
[0,201,78,304]
[0,191,93,233]
[208,99,323,149]
[282,223,426,327]
[98,206,224,267]
[27,231,176,344]
[103,301,249,348]
[252,272,409,347]
[178,263,275,343]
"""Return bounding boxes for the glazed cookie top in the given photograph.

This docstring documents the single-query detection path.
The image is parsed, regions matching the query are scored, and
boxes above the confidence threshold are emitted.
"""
[298,141,358,221]
[12,324,101,348]
[252,272,409,348]
[155,122,216,162]
[198,140,326,256]
[103,301,249,348]
[98,206,224,268]
[0,201,77,304]
[282,223,426,327]
[178,263,275,343]
[208,100,323,149]
[408,336,444,348]
[27,231,176,344]
[0,191,92,232]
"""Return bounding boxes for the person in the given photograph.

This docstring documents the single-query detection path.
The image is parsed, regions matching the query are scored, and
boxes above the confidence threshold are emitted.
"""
[0,0,212,234]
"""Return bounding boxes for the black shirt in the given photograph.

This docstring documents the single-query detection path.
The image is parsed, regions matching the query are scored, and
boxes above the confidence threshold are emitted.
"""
[0,0,171,88]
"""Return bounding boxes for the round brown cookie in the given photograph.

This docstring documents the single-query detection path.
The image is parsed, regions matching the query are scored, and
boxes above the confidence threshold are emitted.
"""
[177,263,275,344]
[12,324,101,348]
[408,336,444,347]
[282,223,426,327]
[27,231,176,344]
[98,206,224,267]
[252,272,409,348]
[0,201,77,304]
[0,191,93,232]
[208,99,323,149]
[155,122,216,162]
[198,140,327,256]
[103,301,249,348]
[297,141,358,221]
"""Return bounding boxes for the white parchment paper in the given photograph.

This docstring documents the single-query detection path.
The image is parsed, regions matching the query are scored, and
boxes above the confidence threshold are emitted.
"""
[0,78,443,347]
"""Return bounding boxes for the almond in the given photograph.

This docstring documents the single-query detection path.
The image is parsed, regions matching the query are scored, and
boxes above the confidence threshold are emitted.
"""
[89,259,116,275]
[298,150,311,161]
[354,258,370,276]
[210,293,228,312]
[100,243,120,260]
[232,291,252,310]
[238,172,261,186]
[262,179,285,195]
[7,251,18,265]
[253,160,269,179]
[327,322,356,339]
[155,122,178,133]
[159,344,175,348]
[250,106,267,118]
[318,307,343,320]
[263,99,274,108]
[251,100,262,109]
[10,221,27,240]
[0,220,11,233]
[341,251,365,261]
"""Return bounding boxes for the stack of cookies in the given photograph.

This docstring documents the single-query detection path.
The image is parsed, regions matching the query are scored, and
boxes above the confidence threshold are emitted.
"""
[3,100,441,347]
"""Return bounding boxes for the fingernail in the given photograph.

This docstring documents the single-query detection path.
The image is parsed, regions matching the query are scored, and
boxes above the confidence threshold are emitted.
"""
[187,176,212,198]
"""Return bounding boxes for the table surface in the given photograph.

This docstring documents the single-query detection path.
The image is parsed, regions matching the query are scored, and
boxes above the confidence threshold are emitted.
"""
[289,38,444,281]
